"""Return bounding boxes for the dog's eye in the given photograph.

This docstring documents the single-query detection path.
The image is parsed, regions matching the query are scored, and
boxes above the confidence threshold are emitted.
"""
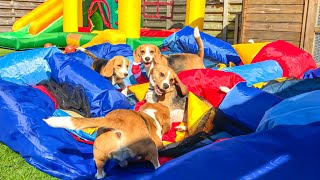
[117,64,122,67]
[150,50,154,54]
[141,50,145,54]
[160,72,165,77]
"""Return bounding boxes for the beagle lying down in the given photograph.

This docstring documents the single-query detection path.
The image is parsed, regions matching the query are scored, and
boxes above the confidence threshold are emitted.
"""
[76,47,130,95]
[133,26,205,76]
[44,102,171,179]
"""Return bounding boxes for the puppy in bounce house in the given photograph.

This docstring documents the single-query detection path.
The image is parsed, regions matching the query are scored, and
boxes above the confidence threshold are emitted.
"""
[131,26,205,84]
[76,47,130,95]
[45,102,171,179]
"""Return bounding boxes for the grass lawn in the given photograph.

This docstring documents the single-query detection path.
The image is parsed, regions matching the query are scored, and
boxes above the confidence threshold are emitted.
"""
[0,143,57,179]
[0,48,16,57]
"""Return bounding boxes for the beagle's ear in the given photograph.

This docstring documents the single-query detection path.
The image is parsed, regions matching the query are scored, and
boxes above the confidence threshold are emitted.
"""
[133,46,142,63]
[102,58,115,77]
[174,73,188,97]
[154,46,166,65]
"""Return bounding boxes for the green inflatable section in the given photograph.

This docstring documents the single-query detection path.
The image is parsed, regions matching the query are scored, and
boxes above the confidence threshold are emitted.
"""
[126,37,165,50]
[0,17,96,50]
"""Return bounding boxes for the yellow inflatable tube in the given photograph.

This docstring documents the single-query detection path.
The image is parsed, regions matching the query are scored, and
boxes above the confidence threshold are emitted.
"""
[29,3,63,35]
[185,0,206,31]
[12,0,61,32]
[63,0,78,32]
[82,29,127,48]
[118,0,141,38]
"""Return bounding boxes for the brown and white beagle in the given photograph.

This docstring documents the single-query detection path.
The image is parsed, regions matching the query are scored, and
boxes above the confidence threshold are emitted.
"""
[133,26,205,75]
[44,102,171,179]
[145,64,189,131]
[77,47,130,95]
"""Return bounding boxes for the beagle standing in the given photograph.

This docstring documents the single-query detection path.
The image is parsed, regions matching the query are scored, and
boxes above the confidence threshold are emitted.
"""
[44,102,171,179]
[132,26,205,84]
[77,47,130,95]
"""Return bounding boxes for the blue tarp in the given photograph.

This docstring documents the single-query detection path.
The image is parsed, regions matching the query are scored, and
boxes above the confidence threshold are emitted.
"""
[257,90,320,132]
[220,60,283,86]
[217,82,284,135]
[48,44,131,117]
[1,79,320,179]
[0,47,60,85]
[162,26,241,65]
[303,68,320,79]
[261,78,320,99]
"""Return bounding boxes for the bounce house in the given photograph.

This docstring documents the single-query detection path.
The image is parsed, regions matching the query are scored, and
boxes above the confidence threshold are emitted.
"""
[0,0,205,50]
[1,0,320,179]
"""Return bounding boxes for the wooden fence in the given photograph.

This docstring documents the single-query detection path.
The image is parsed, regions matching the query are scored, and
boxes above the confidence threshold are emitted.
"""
[0,0,44,32]
[143,0,243,44]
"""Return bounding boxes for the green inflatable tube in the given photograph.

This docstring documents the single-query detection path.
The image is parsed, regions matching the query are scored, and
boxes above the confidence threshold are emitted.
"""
[126,37,165,50]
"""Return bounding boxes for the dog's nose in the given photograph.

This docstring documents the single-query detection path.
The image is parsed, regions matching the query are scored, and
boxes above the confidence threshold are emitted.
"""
[163,83,169,90]
[124,73,128,77]
[145,57,150,61]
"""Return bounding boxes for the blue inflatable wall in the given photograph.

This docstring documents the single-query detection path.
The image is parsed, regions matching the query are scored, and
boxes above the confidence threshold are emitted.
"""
[220,60,283,86]
[162,26,241,65]
[0,47,60,85]
[262,78,320,99]
[217,82,283,135]
[49,49,131,118]
[257,90,320,132]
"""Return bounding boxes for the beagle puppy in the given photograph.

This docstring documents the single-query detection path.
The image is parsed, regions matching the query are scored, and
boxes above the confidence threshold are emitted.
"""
[133,26,205,76]
[77,47,130,95]
[145,64,189,131]
[44,102,171,179]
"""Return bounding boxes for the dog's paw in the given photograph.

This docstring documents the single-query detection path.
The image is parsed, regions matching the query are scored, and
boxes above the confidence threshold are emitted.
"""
[175,125,187,132]
[76,46,86,52]
[119,160,128,167]
[95,170,106,179]
[219,86,231,93]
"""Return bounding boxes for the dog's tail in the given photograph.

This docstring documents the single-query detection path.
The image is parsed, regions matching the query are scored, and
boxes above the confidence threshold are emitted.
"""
[44,116,107,130]
[219,86,231,93]
[194,26,204,59]
[76,47,99,62]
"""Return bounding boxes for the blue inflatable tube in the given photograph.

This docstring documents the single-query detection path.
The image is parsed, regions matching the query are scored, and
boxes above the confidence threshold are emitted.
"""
[0,47,60,85]
[257,90,320,132]
[162,26,241,65]
[220,60,283,86]
[49,52,131,117]
[303,67,320,79]
[217,82,283,135]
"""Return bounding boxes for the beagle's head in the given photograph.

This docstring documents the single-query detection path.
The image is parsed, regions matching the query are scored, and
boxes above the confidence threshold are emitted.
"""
[149,64,188,97]
[102,56,130,79]
[134,44,161,68]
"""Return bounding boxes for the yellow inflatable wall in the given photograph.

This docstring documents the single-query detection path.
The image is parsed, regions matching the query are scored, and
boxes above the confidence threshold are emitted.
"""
[232,42,270,64]
[63,0,78,32]
[118,0,141,38]
[185,0,206,31]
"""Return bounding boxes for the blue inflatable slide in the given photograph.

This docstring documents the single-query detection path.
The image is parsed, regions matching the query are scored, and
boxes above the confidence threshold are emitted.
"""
[1,29,320,179]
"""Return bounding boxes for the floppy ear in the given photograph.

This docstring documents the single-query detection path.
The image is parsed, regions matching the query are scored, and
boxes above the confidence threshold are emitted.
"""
[174,73,188,97]
[102,58,115,77]
[133,46,142,63]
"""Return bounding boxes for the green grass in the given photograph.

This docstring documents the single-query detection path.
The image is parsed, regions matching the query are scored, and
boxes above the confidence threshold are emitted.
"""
[0,143,57,179]
[0,48,16,57]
